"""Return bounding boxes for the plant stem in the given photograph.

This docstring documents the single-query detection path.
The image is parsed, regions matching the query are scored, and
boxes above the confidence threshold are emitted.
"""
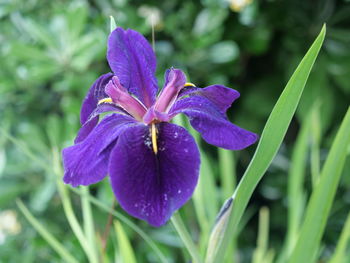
[171,212,202,263]
[101,199,115,253]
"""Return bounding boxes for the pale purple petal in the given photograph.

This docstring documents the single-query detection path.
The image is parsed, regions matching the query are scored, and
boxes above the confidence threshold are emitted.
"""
[109,122,200,226]
[154,68,186,113]
[107,28,158,107]
[170,86,258,150]
[81,73,113,124]
[63,114,137,187]
[105,76,147,121]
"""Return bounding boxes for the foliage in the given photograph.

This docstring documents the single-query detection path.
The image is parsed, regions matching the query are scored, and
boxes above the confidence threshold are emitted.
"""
[0,0,349,262]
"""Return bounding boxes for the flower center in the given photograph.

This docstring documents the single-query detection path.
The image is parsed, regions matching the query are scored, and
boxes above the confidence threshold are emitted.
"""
[150,123,158,154]
[104,76,147,121]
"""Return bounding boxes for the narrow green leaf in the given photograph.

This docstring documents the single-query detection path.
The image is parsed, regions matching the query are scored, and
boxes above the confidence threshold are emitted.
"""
[69,187,168,263]
[218,149,237,262]
[277,110,312,263]
[205,24,326,263]
[110,16,117,32]
[81,186,99,263]
[310,102,321,187]
[171,212,202,263]
[52,149,97,263]
[329,212,350,263]
[252,207,270,263]
[288,107,350,263]
[218,148,236,200]
[16,199,79,263]
[114,220,137,263]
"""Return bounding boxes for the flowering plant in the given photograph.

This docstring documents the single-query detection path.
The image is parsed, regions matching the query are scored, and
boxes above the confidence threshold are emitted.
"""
[62,27,257,226]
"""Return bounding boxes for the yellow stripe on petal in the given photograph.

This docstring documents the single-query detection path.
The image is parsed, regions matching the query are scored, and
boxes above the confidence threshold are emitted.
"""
[98,97,113,105]
[184,82,196,87]
[151,123,158,154]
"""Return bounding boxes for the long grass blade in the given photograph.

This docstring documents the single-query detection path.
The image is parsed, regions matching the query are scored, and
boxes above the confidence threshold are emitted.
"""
[52,148,97,263]
[252,207,271,263]
[277,109,312,263]
[16,199,79,263]
[329,212,350,263]
[205,24,326,263]
[114,220,137,263]
[171,212,202,263]
[70,187,169,263]
[81,186,99,262]
[288,107,350,263]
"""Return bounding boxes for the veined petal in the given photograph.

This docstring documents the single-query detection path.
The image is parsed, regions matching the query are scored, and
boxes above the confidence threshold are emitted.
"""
[178,84,240,115]
[107,28,158,107]
[63,114,137,187]
[170,85,258,150]
[74,104,128,143]
[109,122,200,227]
[81,73,113,125]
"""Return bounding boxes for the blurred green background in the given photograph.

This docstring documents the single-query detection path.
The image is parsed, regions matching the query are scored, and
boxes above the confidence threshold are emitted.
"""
[0,0,349,262]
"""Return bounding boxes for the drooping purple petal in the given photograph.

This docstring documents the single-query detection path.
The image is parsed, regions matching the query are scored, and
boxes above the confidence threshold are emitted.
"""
[74,103,128,143]
[109,122,200,226]
[107,28,158,108]
[63,114,137,187]
[178,84,240,115]
[80,73,113,125]
[170,85,258,150]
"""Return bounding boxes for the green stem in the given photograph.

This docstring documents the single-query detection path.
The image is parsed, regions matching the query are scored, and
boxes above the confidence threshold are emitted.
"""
[16,199,79,263]
[171,212,202,263]
[52,149,97,263]
[69,187,168,263]
[328,212,350,263]
[81,186,98,263]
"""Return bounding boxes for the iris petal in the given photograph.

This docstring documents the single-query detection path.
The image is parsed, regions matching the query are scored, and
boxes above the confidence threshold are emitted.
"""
[63,114,137,187]
[107,28,158,108]
[170,85,258,150]
[109,122,200,226]
[74,104,127,143]
[80,73,113,125]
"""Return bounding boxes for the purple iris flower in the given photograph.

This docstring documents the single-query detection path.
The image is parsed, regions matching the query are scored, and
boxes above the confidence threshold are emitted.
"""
[62,27,258,227]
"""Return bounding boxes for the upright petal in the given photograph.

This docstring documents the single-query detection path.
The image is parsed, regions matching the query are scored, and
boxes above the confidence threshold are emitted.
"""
[105,76,147,121]
[63,114,137,187]
[109,122,200,227]
[81,73,113,125]
[107,28,158,107]
[169,85,258,150]
[154,68,186,113]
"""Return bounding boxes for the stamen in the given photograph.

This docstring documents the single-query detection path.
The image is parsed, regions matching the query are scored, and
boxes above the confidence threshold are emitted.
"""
[184,82,196,87]
[98,97,113,105]
[151,123,158,154]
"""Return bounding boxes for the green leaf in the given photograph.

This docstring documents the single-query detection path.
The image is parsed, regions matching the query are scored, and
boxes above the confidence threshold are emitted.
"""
[252,207,274,263]
[110,16,117,33]
[329,212,350,263]
[277,110,312,263]
[171,212,202,263]
[205,24,326,263]
[288,107,350,263]
[114,220,137,263]
[16,199,79,263]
